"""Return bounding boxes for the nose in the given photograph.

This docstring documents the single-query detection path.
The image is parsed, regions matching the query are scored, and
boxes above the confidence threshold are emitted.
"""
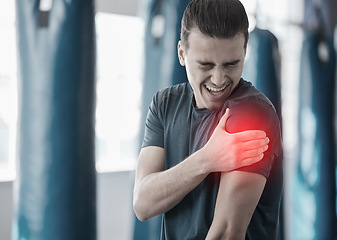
[211,67,226,86]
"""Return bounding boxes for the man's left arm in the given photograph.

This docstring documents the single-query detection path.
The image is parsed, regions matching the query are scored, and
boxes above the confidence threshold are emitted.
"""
[206,100,281,239]
[205,170,266,240]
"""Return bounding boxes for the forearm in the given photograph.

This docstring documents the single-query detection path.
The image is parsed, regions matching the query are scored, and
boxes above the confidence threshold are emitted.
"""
[133,148,211,221]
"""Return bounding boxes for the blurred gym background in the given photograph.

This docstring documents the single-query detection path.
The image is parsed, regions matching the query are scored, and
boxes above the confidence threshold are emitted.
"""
[0,0,336,239]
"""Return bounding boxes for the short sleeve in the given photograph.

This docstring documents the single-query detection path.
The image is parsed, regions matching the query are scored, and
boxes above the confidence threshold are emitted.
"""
[225,98,282,178]
[142,91,165,148]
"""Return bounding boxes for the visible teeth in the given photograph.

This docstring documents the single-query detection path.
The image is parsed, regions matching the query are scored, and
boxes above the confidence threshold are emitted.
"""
[205,85,227,92]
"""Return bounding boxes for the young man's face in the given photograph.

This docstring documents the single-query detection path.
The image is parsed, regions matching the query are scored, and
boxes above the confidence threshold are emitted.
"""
[178,28,246,111]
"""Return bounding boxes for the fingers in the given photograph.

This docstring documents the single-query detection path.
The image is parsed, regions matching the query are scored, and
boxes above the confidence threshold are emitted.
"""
[240,145,268,159]
[234,130,267,142]
[230,137,269,169]
[239,138,269,151]
[236,142,268,167]
[240,153,265,167]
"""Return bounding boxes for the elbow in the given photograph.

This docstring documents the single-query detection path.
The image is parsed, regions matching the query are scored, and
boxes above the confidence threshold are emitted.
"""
[133,195,151,222]
[133,184,164,221]
[133,204,148,222]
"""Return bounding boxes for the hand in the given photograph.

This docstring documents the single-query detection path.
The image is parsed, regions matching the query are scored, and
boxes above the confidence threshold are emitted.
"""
[202,108,269,173]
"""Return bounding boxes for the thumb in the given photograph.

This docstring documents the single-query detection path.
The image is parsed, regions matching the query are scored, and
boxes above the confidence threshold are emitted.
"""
[218,108,230,130]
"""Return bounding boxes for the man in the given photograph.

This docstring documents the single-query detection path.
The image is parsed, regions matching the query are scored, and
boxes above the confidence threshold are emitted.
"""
[133,0,283,239]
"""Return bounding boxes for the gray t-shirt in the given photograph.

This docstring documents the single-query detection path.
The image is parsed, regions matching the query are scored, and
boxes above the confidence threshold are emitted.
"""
[142,79,283,239]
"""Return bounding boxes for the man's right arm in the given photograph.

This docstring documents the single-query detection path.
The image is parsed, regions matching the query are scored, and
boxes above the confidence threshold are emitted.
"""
[133,145,211,221]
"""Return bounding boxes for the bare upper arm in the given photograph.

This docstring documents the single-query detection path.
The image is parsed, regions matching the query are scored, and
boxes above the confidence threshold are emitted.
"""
[206,171,266,240]
[134,146,165,189]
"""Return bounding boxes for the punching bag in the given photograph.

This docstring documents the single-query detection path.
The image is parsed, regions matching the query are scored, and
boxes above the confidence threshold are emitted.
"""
[139,0,191,133]
[291,31,336,239]
[13,1,96,240]
[135,0,190,239]
[242,26,283,239]
[243,27,282,120]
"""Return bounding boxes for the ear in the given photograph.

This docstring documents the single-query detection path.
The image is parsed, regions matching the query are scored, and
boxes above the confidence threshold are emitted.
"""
[177,41,186,66]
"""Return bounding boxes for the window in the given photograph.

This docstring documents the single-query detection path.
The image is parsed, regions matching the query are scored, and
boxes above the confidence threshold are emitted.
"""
[0,2,17,181]
[95,13,144,172]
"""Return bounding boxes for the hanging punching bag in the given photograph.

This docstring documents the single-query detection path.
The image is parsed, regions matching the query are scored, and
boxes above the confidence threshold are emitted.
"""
[291,31,336,239]
[135,0,190,239]
[242,26,283,240]
[243,27,282,120]
[13,1,96,240]
[138,0,191,143]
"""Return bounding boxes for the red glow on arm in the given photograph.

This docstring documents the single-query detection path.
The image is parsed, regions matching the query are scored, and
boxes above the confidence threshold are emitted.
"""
[225,100,280,169]
[220,101,281,178]
[225,102,273,135]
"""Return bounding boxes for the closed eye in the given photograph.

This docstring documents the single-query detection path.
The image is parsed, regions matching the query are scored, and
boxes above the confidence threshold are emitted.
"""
[224,60,240,68]
[199,65,213,71]
[197,61,215,70]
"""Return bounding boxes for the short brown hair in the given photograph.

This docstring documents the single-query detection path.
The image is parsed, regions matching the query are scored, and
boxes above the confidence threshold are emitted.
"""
[181,0,249,50]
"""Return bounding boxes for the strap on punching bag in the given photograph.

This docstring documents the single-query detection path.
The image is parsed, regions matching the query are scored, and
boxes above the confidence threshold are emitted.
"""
[39,0,53,27]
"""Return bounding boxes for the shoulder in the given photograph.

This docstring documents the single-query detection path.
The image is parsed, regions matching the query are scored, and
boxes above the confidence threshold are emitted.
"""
[224,79,280,134]
[225,97,279,134]
[152,82,192,110]
[155,82,192,100]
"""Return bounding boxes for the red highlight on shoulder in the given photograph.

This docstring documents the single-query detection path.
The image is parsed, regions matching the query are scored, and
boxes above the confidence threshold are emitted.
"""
[225,105,267,134]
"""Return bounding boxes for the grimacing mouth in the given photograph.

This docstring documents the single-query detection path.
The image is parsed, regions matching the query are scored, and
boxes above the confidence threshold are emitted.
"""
[204,83,230,95]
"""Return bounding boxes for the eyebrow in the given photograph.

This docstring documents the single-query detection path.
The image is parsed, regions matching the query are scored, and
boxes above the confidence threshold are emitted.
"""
[197,59,241,66]
[197,61,214,66]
